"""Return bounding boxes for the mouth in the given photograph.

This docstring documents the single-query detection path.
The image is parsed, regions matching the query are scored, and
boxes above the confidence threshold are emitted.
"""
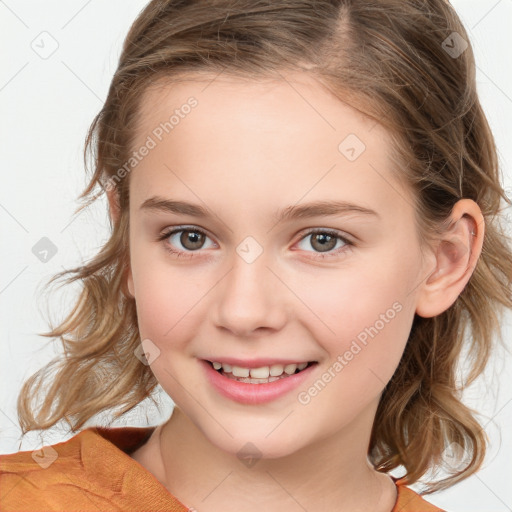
[201,358,319,405]
[205,360,318,384]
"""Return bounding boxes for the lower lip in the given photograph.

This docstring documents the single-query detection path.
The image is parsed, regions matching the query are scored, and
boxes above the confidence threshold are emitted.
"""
[200,359,317,405]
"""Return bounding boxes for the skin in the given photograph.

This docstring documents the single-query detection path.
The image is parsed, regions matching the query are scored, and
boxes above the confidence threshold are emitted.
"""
[107,71,484,512]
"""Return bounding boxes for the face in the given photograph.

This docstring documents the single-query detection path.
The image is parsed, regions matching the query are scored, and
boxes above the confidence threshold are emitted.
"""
[124,71,431,459]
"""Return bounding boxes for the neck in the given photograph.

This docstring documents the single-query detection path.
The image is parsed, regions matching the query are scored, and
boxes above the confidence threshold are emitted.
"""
[151,405,397,512]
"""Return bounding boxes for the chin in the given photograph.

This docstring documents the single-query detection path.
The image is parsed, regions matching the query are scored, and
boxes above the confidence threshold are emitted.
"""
[222,436,300,461]
[199,417,309,461]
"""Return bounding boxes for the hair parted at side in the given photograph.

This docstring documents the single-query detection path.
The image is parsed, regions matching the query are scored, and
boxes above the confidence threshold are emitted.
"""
[17,0,512,494]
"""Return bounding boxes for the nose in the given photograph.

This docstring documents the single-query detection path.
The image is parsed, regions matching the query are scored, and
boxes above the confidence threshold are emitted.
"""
[211,249,288,338]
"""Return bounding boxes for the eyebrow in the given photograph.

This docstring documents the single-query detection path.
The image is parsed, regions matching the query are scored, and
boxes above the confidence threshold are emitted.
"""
[139,196,380,222]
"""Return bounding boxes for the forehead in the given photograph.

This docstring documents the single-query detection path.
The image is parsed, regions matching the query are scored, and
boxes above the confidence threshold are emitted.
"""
[128,71,412,222]
[134,70,381,147]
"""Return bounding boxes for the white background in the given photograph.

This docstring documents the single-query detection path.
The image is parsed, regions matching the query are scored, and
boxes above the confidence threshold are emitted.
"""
[0,1,511,511]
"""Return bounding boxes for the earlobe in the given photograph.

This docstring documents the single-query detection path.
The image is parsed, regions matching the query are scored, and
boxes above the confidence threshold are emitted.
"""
[415,199,484,318]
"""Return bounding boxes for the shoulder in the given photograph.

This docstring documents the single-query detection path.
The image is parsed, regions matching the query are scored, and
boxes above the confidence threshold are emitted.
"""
[1,428,96,510]
[392,477,447,512]
[0,426,188,512]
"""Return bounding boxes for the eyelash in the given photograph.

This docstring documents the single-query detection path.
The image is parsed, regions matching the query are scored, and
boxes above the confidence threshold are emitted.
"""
[157,226,354,260]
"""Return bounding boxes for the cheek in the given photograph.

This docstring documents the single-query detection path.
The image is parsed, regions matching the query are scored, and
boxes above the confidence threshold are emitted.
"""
[135,282,202,344]
[294,272,415,428]
[296,250,418,371]
[129,249,178,336]
[130,250,213,355]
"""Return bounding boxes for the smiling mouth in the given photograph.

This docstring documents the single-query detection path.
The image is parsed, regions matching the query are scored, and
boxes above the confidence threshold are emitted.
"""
[206,360,318,384]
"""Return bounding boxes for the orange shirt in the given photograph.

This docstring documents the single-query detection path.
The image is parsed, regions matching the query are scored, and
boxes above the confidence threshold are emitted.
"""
[0,426,444,511]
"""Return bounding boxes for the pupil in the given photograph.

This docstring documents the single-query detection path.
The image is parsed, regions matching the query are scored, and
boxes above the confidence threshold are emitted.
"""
[182,230,204,249]
[313,233,335,252]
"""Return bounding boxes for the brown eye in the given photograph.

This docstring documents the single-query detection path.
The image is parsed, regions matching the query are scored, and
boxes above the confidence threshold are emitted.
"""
[179,230,206,250]
[159,227,215,257]
[309,232,337,253]
[295,229,353,259]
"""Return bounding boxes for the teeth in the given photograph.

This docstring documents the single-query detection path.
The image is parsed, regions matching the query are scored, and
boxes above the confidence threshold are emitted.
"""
[213,361,310,378]
[270,364,284,376]
[284,364,297,375]
[250,366,270,379]
[229,376,283,384]
[231,366,250,378]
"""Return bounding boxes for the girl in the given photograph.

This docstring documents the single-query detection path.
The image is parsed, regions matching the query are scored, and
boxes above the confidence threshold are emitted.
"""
[1,1,511,511]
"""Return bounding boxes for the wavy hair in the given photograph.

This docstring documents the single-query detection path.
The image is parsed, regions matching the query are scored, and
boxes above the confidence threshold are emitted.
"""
[17,0,512,494]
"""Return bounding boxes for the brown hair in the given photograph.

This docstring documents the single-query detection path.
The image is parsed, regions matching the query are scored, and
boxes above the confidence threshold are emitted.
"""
[17,0,512,494]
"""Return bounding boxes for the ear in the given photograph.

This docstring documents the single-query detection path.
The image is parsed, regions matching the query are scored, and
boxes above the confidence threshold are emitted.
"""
[415,199,484,318]
[106,186,135,299]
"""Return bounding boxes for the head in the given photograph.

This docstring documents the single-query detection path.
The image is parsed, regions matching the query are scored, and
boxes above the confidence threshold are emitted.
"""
[18,0,512,494]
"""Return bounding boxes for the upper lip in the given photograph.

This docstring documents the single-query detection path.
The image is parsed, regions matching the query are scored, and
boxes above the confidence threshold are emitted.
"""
[202,357,316,368]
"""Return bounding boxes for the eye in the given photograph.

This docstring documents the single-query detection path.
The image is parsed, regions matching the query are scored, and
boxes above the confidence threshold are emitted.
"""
[157,226,354,260]
[157,226,215,258]
[295,229,353,259]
